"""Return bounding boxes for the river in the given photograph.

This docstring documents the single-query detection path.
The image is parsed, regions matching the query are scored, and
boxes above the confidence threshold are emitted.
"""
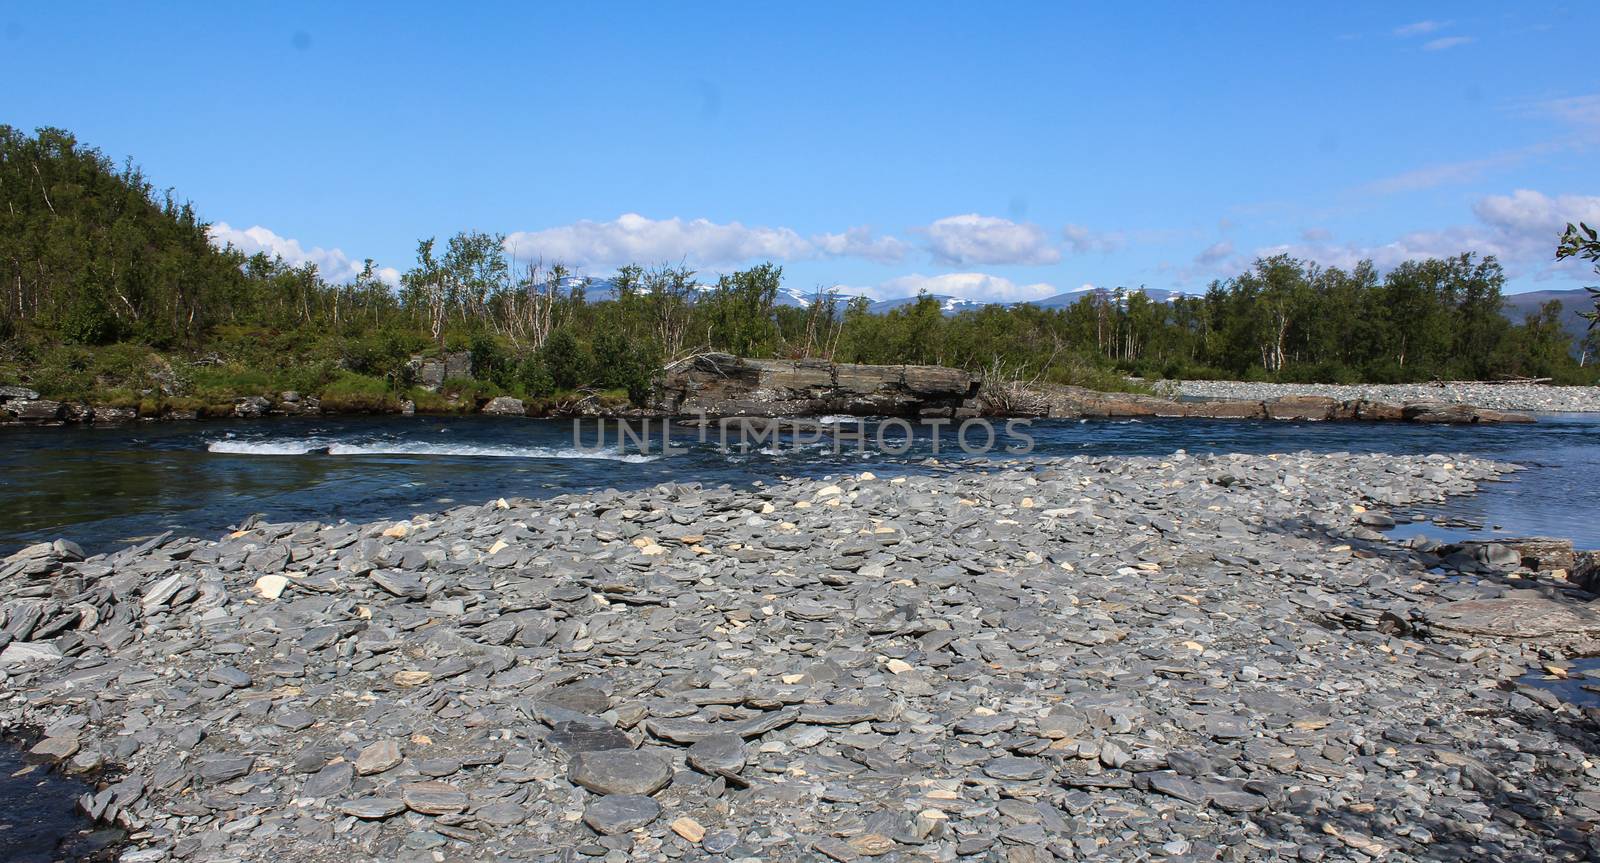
[3,413,1597,555]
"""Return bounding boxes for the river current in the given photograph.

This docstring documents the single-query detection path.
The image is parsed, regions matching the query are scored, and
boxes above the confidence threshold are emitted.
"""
[2,413,1597,555]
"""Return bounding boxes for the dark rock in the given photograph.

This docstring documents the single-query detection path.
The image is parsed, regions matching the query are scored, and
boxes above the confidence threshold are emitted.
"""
[582,794,661,835]
[568,749,673,796]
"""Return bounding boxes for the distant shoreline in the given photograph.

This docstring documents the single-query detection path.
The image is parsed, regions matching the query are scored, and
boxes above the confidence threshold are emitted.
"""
[1172,380,1600,413]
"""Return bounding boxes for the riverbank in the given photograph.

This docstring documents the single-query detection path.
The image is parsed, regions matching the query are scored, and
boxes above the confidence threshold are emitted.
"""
[4,453,1599,861]
[1,355,1542,427]
[1174,380,1600,413]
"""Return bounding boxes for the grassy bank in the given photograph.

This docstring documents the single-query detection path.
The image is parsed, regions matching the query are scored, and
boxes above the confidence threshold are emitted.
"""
[0,328,637,418]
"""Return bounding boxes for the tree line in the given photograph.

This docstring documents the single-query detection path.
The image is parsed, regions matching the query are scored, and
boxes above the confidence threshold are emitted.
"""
[3,125,1596,411]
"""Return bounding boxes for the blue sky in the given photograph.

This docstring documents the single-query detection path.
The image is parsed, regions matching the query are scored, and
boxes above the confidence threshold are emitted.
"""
[3,2,1595,301]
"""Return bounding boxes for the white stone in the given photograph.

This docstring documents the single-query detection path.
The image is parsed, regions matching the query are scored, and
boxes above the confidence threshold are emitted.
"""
[1,641,63,665]
[254,574,289,600]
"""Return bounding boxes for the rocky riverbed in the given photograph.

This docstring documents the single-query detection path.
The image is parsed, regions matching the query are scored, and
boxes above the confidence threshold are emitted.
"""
[4,453,1600,862]
[1173,381,1600,414]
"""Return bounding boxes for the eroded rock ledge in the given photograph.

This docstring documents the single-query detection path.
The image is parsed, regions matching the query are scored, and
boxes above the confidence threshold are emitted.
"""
[654,354,979,418]
[655,355,1534,423]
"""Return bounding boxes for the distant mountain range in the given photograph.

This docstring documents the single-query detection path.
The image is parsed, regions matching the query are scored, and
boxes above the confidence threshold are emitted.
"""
[571,276,1594,342]
[1500,288,1596,343]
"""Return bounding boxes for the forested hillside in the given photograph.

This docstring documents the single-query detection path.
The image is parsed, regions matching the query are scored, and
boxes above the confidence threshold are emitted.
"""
[2,126,1595,416]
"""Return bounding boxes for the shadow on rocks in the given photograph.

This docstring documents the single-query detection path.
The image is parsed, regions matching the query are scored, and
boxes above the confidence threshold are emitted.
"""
[1248,513,1600,862]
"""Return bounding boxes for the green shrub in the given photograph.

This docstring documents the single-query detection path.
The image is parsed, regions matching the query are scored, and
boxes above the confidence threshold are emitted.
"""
[540,329,589,390]
[592,332,660,405]
[28,346,96,399]
[61,292,119,345]
[468,331,513,387]
[516,356,556,398]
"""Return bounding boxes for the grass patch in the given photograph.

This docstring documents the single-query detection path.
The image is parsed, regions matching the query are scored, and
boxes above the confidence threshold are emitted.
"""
[316,372,398,413]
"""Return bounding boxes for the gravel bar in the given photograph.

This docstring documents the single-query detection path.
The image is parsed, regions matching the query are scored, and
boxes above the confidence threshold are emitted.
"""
[1174,381,1600,413]
[4,453,1600,862]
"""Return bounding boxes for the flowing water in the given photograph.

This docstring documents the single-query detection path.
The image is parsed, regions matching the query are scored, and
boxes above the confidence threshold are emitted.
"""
[2,413,1597,555]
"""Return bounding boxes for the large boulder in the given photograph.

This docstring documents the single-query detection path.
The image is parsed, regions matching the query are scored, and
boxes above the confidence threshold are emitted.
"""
[8,399,64,421]
[1490,537,1577,573]
[411,352,474,392]
[1354,400,1405,421]
[655,354,977,417]
[92,406,138,424]
[0,385,40,401]
[482,396,527,416]
[234,396,272,418]
[1003,384,1173,419]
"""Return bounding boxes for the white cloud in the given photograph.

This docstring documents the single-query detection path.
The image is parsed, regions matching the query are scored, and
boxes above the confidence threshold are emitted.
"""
[870,272,1058,304]
[1422,36,1474,51]
[921,214,1061,266]
[504,213,906,270]
[1254,189,1600,278]
[1360,151,1526,195]
[1394,20,1447,37]
[505,213,809,270]
[1358,93,1600,197]
[1538,93,1600,129]
[208,222,398,284]
[1473,189,1600,242]
[1062,223,1124,255]
[811,226,909,264]
[1171,239,1245,284]
[1195,240,1234,265]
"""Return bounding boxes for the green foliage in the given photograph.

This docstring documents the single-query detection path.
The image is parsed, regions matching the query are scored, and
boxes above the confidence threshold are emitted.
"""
[61,289,119,345]
[703,263,781,356]
[0,126,251,345]
[1556,222,1599,329]
[515,356,556,398]
[316,372,396,413]
[539,328,589,390]
[467,330,513,387]
[592,331,661,405]
[342,327,423,384]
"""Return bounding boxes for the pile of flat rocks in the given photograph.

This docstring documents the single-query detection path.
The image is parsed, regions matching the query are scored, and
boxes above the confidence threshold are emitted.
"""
[3,451,1599,863]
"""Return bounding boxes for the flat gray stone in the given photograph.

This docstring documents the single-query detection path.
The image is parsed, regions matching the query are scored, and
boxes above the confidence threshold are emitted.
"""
[302,761,353,798]
[983,756,1047,781]
[198,754,256,783]
[356,739,403,775]
[401,780,469,814]
[687,734,747,776]
[338,797,406,819]
[568,749,672,796]
[582,794,661,834]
